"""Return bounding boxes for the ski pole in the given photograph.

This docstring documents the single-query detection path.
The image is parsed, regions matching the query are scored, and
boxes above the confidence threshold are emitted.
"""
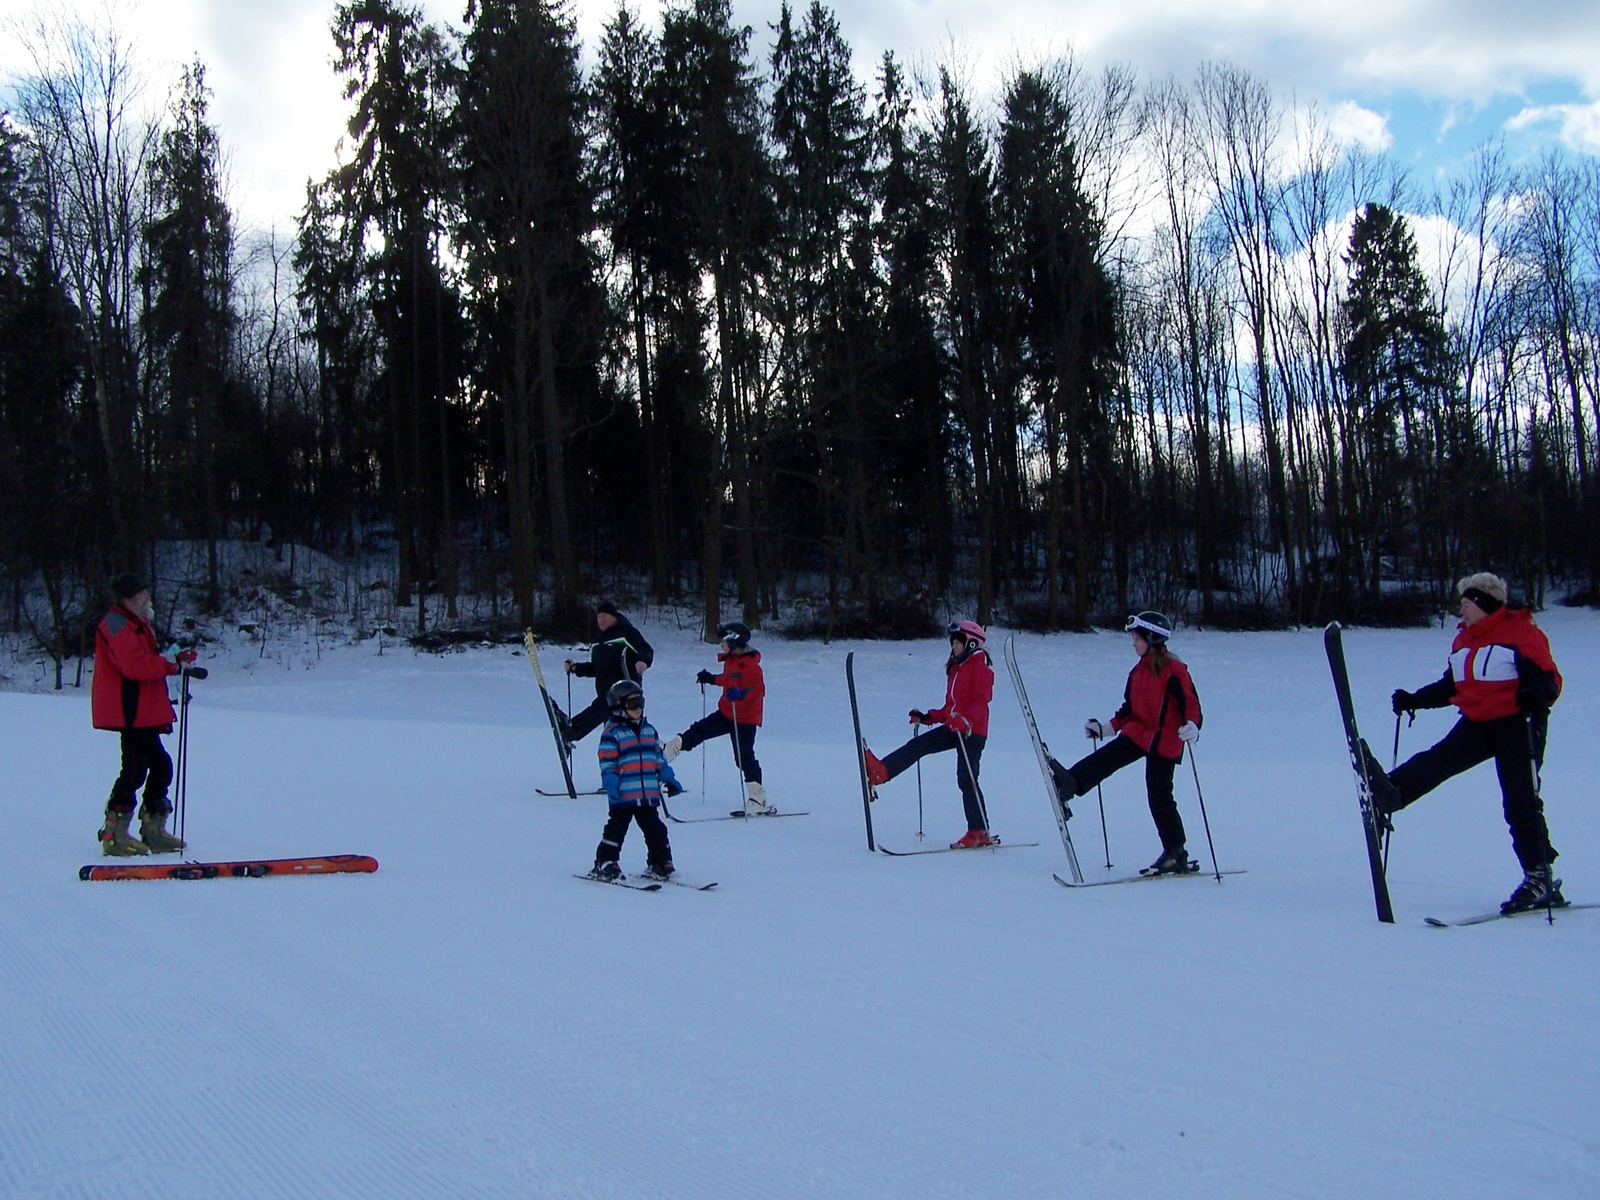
[730,697,750,810]
[955,729,991,834]
[699,681,707,804]
[566,670,574,773]
[176,667,207,849]
[1529,716,1556,925]
[1187,745,1221,881]
[913,723,924,840]
[1091,730,1111,869]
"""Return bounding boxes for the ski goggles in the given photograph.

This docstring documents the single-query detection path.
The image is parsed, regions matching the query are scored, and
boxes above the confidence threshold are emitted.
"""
[1124,613,1172,641]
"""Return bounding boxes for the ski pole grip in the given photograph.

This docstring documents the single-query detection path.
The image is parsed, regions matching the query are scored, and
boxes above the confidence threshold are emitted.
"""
[185,667,209,681]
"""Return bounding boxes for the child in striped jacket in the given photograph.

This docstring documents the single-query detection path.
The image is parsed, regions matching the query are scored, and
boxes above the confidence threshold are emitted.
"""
[591,680,681,881]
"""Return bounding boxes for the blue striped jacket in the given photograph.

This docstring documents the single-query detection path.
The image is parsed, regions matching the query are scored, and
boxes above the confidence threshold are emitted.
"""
[598,717,681,807]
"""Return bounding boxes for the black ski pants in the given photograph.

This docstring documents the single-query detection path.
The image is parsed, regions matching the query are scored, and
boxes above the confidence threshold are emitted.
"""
[678,711,761,783]
[1063,734,1186,854]
[1388,713,1556,871]
[880,727,988,832]
[107,728,173,817]
[595,803,673,870]
[567,696,611,743]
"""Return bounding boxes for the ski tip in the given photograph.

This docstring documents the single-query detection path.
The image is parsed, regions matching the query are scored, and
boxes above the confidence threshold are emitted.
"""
[1423,917,1450,927]
[78,865,93,881]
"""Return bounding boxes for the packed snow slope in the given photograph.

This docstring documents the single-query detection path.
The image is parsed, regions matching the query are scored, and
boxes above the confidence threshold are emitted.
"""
[3,611,1597,1199]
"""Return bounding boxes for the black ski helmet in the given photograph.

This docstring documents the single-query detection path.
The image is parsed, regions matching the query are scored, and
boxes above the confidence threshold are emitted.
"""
[717,621,752,650]
[1124,610,1172,646]
[607,679,645,717]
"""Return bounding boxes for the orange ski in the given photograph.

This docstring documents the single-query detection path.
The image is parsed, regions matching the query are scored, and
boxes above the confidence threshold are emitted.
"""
[80,854,378,881]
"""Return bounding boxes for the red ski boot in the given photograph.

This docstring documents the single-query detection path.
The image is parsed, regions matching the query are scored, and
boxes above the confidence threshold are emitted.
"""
[949,828,994,849]
[862,742,889,786]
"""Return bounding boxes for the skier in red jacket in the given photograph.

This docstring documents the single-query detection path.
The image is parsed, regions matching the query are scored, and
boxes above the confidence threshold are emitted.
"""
[91,574,195,856]
[1368,573,1566,914]
[663,621,775,816]
[862,620,996,848]
[1050,612,1203,875]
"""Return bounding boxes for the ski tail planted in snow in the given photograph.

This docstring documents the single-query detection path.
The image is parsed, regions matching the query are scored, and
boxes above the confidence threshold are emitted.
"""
[1004,636,1084,883]
[845,652,876,852]
[1324,622,1396,924]
[525,630,578,798]
[82,854,378,881]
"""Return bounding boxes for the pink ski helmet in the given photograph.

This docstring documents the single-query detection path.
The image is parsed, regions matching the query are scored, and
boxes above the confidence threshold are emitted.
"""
[947,618,986,651]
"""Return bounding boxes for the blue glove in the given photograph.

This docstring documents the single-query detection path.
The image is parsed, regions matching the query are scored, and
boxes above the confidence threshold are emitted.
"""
[660,761,682,796]
[601,772,621,803]
[725,687,747,701]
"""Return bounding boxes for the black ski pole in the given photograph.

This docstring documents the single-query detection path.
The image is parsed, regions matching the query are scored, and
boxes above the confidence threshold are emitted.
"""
[566,670,574,774]
[1092,730,1111,869]
[955,729,991,835]
[177,667,207,849]
[1187,745,1222,882]
[699,681,707,804]
[1529,716,1556,925]
[913,723,924,840]
[730,698,750,811]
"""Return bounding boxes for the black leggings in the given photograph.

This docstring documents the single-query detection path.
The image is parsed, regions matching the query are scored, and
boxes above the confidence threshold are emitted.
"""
[678,711,761,783]
[1062,734,1185,853]
[568,696,611,742]
[595,803,673,870]
[880,728,988,831]
[108,728,173,816]
[1389,714,1556,871]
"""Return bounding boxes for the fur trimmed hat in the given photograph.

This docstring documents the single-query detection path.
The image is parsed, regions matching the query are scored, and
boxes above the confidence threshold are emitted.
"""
[1456,572,1507,613]
[109,573,148,600]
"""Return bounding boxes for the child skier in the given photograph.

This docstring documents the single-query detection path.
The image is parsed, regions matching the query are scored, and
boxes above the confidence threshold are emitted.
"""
[663,621,773,816]
[92,573,196,856]
[1049,612,1203,875]
[862,620,996,848]
[1370,573,1565,914]
[589,680,682,882]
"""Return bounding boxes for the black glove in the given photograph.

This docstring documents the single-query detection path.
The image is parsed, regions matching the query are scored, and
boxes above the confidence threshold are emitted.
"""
[1516,686,1549,714]
[696,668,717,686]
[1391,689,1416,715]
[664,779,684,797]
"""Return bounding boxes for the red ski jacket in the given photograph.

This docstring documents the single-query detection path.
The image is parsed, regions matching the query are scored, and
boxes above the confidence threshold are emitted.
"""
[925,651,993,737]
[1112,652,1201,761]
[1414,606,1562,723]
[92,604,177,731]
[711,648,765,726]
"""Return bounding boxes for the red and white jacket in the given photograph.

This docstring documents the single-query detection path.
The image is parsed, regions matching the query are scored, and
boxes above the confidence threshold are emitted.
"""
[925,651,994,737]
[92,604,178,731]
[1112,653,1202,761]
[710,648,765,726]
[1411,606,1561,723]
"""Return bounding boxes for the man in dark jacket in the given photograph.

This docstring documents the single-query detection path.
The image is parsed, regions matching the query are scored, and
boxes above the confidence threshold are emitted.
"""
[560,601,654,745]
[92,574,195,855]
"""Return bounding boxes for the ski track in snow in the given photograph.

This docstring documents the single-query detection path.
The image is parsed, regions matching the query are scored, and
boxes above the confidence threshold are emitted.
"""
[3,614,1599,1196]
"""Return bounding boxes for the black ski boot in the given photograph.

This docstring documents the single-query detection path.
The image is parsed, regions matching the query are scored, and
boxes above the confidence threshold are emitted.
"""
[590,861,622,882]
[1501,866,1566,915]
[643,861,675,882]
[1048,758,1078,819]
[1140,847,1194,876]
[1358,739,1400,824]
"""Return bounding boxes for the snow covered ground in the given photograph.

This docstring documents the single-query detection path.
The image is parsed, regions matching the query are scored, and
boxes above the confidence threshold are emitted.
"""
[3,610,1597,1198]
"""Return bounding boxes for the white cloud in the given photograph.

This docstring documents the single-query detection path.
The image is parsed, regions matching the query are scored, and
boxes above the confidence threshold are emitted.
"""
[1506,101,1600,155]
[1322,100,1391,152]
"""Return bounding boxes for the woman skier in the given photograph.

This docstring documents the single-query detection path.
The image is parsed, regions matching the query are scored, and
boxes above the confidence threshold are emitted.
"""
[1049,611,1203,875]
[663,621,773,817]
[92,573,196,856]
[862,620,996,849]
[589,680,682,883]
[1369,573,1565,914]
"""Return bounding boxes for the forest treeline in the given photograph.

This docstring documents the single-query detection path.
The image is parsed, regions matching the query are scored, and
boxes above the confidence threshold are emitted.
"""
[4,1,1600,664]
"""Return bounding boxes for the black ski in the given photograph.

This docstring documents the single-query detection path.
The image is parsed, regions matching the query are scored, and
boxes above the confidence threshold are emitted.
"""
[1324,622,1396,924]
[643,873,719,890]
[846,652,877,851]
[663,810,811,825]
[526,631,578,798]
[879,840,1038,857]
[574,872,661,891]
[1424,898,1593,927]
[537,788,606,797]
[1003,636,1084,883]
[1054,868,1247,889]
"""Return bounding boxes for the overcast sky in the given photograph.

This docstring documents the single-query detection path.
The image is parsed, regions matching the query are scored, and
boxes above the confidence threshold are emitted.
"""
[4,0,1599,234]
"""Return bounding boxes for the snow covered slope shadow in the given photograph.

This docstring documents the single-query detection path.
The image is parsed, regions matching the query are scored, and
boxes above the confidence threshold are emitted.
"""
[1,611,1596,1197]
